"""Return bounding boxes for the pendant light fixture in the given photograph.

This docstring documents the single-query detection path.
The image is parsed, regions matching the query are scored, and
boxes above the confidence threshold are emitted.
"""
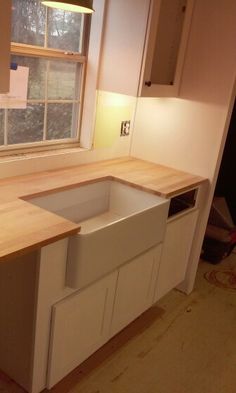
[41,0,94,14]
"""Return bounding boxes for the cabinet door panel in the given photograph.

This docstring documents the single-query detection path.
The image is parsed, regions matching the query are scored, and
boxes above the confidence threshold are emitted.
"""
[98,0,150,95]
[139,0,194,97]
[110,245,162,337]
[155,210,198,301]
[47,271,117,389]
[0,0,11,93]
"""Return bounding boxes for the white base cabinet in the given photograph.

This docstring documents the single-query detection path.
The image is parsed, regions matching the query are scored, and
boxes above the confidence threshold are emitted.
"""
[154,209,198,301]
[110,245,162,336]
[47,244,162,388]
[47,271,117,389]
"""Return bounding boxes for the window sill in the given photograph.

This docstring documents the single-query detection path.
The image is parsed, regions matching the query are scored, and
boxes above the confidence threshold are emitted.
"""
[0,146,89,163]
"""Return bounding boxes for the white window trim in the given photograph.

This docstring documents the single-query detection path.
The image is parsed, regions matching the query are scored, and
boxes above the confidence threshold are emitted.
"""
[80,0,106,149]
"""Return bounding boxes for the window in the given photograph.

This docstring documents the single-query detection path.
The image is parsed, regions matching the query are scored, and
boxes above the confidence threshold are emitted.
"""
[0,0,90,151]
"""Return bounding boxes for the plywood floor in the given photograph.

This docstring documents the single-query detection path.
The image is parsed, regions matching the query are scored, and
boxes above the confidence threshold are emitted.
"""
[1,253,236,393]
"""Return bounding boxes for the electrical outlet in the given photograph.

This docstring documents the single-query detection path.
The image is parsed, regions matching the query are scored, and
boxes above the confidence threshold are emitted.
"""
[120,121,131,136]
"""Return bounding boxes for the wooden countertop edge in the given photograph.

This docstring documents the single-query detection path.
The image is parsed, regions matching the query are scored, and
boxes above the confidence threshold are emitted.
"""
[21,175,207,201]
[158,179,208,197]
[0,226,80,263]
[21,175,114,200]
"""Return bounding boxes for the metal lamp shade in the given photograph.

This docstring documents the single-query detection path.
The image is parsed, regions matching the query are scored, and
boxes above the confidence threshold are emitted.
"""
[41,0,94,13]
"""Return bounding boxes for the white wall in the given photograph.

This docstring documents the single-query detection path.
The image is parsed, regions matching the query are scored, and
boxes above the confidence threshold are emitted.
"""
[131,0,236,292]
[0,141,128,180]
[131,98,228,179]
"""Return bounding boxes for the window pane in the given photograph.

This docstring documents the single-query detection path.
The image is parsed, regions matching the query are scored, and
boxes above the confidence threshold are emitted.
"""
[47,8,83,52]
[0,110,4,145]
[11,0,46,47]
[48,61,79,100]
[11,56,46,100]
[46,103,74,140]
[8,105,44,145]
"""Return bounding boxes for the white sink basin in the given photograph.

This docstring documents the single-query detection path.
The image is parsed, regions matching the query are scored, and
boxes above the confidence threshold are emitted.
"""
[28,179,169,289]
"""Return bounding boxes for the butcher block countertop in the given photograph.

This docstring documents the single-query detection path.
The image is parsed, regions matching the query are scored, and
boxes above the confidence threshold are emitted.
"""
[0,157,207,262]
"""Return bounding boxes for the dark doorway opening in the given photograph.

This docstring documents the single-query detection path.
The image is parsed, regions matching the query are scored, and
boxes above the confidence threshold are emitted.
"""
[215,98,236,224]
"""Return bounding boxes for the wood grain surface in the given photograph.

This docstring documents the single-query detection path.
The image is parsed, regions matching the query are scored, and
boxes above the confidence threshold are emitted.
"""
[0,157,206,261]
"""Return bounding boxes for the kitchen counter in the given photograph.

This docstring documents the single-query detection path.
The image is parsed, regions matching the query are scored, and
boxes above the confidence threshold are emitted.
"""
[0,157,206,262]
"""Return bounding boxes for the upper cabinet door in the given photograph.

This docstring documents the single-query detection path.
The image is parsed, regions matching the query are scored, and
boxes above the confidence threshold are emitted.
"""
[0,0,11,93]
[98,0,150,96]
[139,0,194,97]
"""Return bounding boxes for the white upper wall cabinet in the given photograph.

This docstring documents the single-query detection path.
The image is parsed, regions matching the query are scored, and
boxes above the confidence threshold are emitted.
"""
[98,0,150,96]
[0,0,11,93]
[139,0,194,97]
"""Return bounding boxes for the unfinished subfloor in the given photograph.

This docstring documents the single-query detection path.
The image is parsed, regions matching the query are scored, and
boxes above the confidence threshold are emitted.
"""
[1,253,236,393]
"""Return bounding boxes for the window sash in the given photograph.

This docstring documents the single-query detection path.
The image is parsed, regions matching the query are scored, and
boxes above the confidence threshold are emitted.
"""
[11,43,87,63]
[0,53,85,150]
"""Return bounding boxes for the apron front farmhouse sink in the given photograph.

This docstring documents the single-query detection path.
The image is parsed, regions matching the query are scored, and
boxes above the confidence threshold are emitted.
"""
[28,179,169,289]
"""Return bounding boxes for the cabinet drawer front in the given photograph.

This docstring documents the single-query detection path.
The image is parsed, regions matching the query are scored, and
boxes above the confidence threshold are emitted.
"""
[47,271,117,389]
